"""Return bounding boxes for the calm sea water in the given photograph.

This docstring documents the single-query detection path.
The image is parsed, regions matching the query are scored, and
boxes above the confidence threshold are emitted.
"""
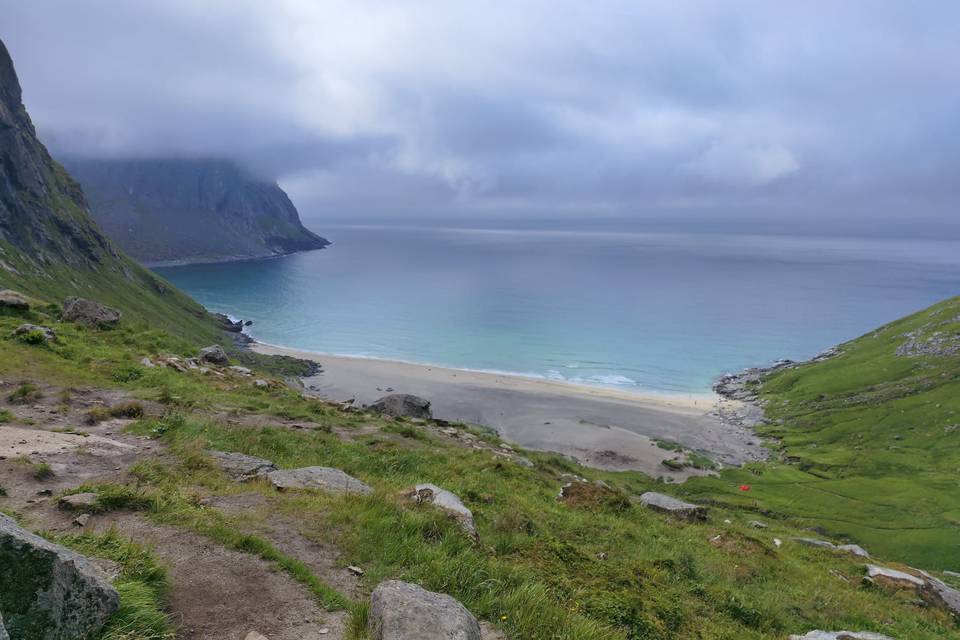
[155,225,960,393]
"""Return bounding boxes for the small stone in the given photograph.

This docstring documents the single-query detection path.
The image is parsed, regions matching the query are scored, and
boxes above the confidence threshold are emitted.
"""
[773,538,783,548]
[749,520,768,529]
[73,514,90,527]
[141,357,155,368]
[229,365,253,375]
[244,632,269,640]
[59,492,98,511]
[254,379,269,388]
[407,483,477,537]
[347,565,364,576]
[637,491,707,521]
[209,451,278,481]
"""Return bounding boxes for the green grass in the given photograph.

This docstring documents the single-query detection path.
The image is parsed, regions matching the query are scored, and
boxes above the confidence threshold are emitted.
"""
[1,287,959,637]
[56,529,174,639]
[0,409,12,423]
[684,296,960,569]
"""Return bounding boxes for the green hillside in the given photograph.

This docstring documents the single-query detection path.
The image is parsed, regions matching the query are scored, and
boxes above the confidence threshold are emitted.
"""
[684,296,960,569]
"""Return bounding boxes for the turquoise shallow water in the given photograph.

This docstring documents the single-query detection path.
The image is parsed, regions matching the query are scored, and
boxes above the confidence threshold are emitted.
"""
[155,225,960,393]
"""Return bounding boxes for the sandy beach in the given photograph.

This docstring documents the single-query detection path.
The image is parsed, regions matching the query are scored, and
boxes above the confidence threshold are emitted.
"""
[252,343,764,477]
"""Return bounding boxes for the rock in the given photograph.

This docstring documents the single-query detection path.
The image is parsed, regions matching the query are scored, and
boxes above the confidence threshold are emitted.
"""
[789,632,895,640]
[749,520,768,529]
[267,466,373,495]
[369,394,433,419]
[254,379,269,388]
[61,297,122,329]
[209,450,278,481]
[12,323,56,342]
[922,572,960,615]
[244,632,269,640]
[368,580,482,640]
[0,612,7,640]
[141,357,155,368]
[514,456,535,468]
[0,513,119,639]
[199,344,230,365]
[215,313,244,333]
[230,365,253,375]
[865,564,926,589]
[58,492,99,511]
[406,483,476,537]
[638,491,707,521]
[347,565,364,576]
[73,513,90,527]
[793,538,869,558]
[0,289,29,310]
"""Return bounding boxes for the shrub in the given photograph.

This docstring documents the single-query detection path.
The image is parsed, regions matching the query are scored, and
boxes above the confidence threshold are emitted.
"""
[7,383,41,405]
[33,462,54,480]
[111,363,145,383]
[84,401,145,424]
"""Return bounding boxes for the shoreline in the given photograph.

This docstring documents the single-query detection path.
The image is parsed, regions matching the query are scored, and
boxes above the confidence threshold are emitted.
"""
[252,342,765,478]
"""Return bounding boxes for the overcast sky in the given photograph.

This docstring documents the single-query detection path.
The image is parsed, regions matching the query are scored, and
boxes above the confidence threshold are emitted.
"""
[2,1,959,231]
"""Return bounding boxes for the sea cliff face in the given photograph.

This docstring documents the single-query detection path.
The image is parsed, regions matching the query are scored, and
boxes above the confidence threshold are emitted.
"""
[62,157,329,265]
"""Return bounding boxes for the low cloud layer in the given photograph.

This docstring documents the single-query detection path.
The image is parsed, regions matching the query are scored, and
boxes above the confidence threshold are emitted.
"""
[3,1,958,228]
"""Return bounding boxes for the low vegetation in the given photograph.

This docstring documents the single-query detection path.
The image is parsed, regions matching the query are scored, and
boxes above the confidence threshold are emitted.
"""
[1,295,958,638]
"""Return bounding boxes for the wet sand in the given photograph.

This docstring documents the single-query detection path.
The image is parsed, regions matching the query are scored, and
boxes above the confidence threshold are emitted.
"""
[252,343,764,477]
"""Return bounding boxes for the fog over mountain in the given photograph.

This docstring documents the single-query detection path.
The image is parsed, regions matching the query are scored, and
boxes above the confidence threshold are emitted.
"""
[2,1,958,234]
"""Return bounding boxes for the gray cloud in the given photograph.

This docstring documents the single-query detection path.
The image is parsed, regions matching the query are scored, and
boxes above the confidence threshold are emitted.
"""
[2,1,958,229]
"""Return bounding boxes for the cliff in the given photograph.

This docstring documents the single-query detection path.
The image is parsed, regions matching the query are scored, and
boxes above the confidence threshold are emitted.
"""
[62,157,329,265]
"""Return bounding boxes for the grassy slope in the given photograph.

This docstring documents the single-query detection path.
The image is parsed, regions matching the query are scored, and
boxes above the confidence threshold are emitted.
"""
[683,296,960,570]
[2,308,958,639]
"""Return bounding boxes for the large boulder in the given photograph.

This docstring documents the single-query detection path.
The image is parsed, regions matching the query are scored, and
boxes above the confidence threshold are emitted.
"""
[267,466,373,495]
[369,580,481,640]
[369,394,432,420]
[210,450,278,481]
[0,289,29,311]
[407,483,476,537]
[0,513,119,639]
[61,297,121,329]
[198,344,230,365]
[638,491,707,521]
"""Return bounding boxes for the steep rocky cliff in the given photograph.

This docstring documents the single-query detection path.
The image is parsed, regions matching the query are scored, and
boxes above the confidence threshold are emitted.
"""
[63,157,329,265]
[0,38,218,341]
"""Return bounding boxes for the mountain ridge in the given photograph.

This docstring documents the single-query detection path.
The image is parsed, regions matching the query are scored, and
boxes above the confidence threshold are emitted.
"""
[62,156,329,266]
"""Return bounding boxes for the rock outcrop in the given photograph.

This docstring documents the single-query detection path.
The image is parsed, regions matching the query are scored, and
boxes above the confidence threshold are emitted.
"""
[199,344,230,365]
[406,483,477,537]
[369,394,433,420]
[12,323,56,342]
[61,297,122,329]
[793,538,869,558]
[267,466,373,495]
[0,289,29,310]
[61,156,330,265]
[210,451,278,481]
[0,513,119,639]
[368,580,482,640]
[638,491,707,521]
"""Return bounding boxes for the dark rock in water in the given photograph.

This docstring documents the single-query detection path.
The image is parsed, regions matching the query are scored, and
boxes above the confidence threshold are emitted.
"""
[369,580,482,640]
[209,450,278,481]
[0,289,29,310]
[267,466,373,495]
[215,313,244,333]
[243,320,253,326]
[61,297,121,329]
[369,394,432,419]
[199,344,230,365]
[0,513,119,639]
[12,323,56,342]
[638,491,707,521]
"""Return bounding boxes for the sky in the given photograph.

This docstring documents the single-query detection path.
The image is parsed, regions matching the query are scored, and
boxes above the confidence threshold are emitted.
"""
[2,1,959,233]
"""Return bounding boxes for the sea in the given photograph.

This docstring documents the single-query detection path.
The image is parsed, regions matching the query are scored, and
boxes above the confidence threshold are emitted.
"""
[155,224,960,394]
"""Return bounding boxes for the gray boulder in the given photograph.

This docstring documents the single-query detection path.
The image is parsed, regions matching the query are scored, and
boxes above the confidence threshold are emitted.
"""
[58,492,99,511]
[638,491,707,521]
[792,537,869,558]
[789,632,894,640]
[369,580,481,640]
[267,466,372,495]
[61,297,121,329]
[369,394,432,419]
[12,323,56,342]
[407,483,476,537]
[210,450,278,481]
[0,289,29,310]
[0,513,119,639]
[199,344,230,365]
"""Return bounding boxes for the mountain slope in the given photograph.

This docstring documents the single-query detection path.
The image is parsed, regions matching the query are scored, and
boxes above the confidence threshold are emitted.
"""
[685,295,960,569]
[62,157,329,265]
[0,38,219,342]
